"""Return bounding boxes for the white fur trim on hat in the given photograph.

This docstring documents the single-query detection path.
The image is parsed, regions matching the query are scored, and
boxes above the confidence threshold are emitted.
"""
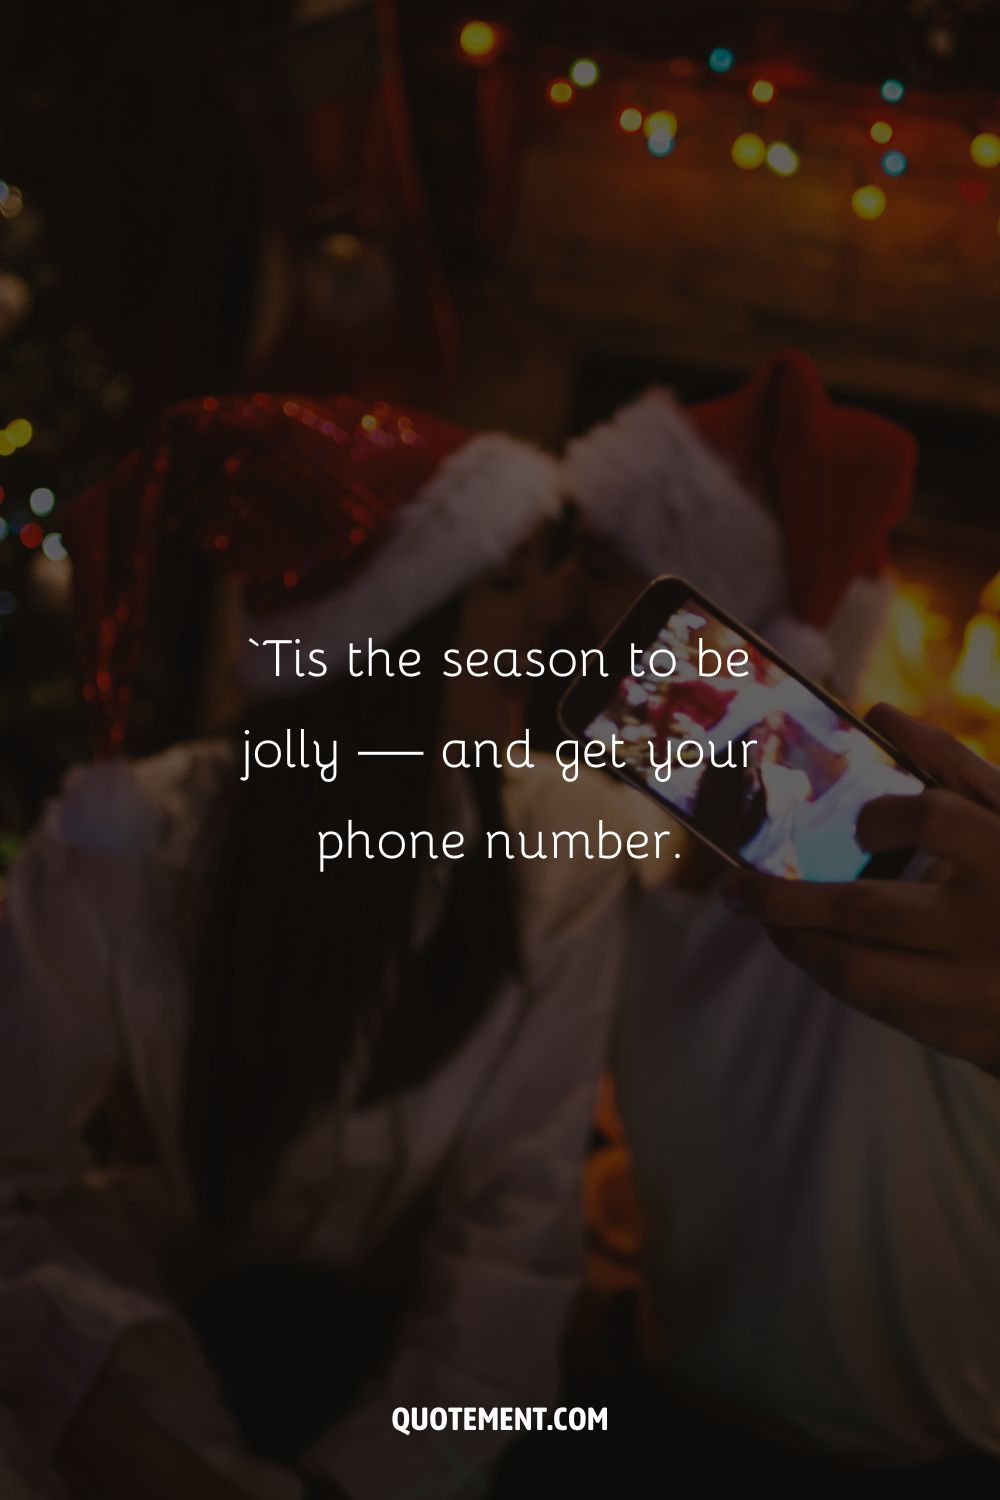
[566,388,791,628]
[825,572,894,701]
[238,432,559,695]
[565,387,840,677]
[760,612,834,683]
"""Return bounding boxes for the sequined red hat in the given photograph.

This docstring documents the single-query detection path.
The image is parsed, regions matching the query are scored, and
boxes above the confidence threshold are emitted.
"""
[66,393,559,753]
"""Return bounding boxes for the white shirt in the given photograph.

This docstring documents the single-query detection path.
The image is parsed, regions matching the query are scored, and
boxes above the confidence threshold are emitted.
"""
[0,744,634,1500]
[618,883,1000,1462]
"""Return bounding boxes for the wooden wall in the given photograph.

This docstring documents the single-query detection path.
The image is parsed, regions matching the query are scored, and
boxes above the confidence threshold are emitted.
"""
[445,57,1000,448]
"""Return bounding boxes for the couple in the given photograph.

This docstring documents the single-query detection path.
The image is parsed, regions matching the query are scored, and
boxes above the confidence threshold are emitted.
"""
[3,360,1000,1500]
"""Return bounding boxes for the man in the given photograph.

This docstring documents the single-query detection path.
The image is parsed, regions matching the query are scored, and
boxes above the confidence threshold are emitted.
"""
[562,351,1000,1475]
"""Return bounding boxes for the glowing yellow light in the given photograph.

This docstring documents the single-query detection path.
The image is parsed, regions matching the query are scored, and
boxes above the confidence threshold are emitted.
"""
[952,613,1000,709]
[981,570,1000,613]
[6,418,32,448]
[0,432,13,457]
[750,78,775,105]
[459,21,497,59]
[324,231,363,262]
[857,582,952,714]
[891,586,950,667]
[970,131,1000,168]
[852,184,886,220]
[548,78,574,106]
[958,733,989,758]
[643,110,677,139]
[870,120,893,145]
[619,106,643,134]
[765,141,800,176]
[731,131,766,169]
[360,414,377,432]
[569,57,599,88]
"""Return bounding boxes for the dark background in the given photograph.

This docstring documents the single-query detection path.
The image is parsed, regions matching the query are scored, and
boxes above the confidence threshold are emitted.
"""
[2,0,1000,856]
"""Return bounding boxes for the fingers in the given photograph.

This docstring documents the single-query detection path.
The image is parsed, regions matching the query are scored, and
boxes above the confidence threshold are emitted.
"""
[866,703,1000,812]
[767,929,1000,1065]
[722,869,952,950]
[769,928,934,1009]
[856,788,1000,879]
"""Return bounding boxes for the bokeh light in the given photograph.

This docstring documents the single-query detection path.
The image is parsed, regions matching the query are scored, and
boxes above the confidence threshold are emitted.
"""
[29,487,55,516]
[458,21,497,59]
[971,132,1000,169]
[548,78,574,106]
[881,78,905,103]
[765,141,800,177]
[750,79,775,105]
[647,130,675,157]
[708,47,734,74]
[852,184,887,220]
[0,185,23,219]
[619,107,643,133]
[643,110,678,139]
[959,177,988,203]
[731,132,766,170]
[870,120,893,145]
[881,150,908,177]
[569,58,599,88]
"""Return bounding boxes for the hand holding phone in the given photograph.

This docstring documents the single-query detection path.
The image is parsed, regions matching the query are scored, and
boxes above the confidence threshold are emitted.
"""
[721,704,1000,1070]
[559,577,930,882]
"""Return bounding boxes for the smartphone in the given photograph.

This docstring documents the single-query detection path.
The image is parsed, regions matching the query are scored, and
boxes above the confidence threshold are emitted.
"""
[559,577,932,882]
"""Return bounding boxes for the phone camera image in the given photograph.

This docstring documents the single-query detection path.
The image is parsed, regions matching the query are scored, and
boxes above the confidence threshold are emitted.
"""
[584,597,924,881]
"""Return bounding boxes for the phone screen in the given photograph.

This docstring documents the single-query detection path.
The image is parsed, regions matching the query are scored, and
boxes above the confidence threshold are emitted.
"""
[576,589,925,881]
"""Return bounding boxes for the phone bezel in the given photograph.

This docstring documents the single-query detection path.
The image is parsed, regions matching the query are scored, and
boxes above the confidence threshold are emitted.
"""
[558,575,933,882]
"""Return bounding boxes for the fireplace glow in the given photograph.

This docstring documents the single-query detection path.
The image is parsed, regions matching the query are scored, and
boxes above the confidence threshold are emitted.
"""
[952,613,1000,711]
[858,567,1000,760]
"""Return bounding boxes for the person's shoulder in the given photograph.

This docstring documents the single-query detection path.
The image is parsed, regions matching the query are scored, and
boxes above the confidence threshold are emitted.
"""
[47,739,233,862]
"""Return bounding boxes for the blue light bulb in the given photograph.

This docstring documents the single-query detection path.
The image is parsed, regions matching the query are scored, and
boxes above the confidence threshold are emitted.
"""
[708,47,735,74]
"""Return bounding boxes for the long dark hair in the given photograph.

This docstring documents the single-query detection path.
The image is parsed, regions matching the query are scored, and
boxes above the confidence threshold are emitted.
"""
[183,600,518,1235]
[692,756,767,858]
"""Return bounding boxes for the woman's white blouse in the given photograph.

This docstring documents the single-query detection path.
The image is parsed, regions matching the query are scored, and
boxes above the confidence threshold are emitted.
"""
[0,744,639,1499]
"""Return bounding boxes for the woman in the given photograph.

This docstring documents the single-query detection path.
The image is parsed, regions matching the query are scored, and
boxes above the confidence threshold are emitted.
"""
[0,395,635,1500]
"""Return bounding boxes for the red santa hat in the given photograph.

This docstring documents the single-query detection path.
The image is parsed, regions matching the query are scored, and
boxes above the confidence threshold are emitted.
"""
[565,350,916,693]
[66,393,559,753]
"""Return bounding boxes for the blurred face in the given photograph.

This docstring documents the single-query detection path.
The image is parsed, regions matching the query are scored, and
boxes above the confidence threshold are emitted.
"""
[442,525,577,744]
[571,519,647,643]
[564,516,732,889]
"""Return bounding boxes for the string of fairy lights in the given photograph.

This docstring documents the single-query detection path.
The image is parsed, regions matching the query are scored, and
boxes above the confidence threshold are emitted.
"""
[457,19,1000,227]
[0,17,996,617]
[0,274,70,626]
[0,415,66,539]
[0,405,67,569]
[0,171,73,626]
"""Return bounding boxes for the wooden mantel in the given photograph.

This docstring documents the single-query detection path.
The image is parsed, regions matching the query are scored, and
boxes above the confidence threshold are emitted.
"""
[480,57,1000,420]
